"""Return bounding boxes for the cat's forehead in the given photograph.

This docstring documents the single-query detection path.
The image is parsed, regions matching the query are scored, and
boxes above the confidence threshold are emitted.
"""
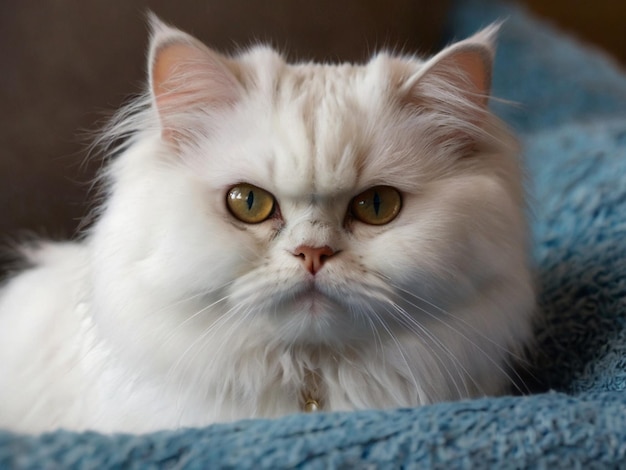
[276,67,367,195]
[238,55,400,198]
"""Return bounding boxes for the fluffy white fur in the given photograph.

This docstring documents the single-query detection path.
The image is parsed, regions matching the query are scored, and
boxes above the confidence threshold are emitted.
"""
[0,18,534,433]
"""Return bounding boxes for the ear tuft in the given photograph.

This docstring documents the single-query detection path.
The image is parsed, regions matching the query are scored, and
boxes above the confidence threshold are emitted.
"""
[146,13,241,141]
[402,23,500,110]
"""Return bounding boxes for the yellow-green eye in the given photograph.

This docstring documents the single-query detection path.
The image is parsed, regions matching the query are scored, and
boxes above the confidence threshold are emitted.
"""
[226,183,275,224]
[351,186,402,225]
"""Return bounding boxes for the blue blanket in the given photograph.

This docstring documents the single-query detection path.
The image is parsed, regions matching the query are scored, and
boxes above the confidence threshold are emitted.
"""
[4,0,626,467]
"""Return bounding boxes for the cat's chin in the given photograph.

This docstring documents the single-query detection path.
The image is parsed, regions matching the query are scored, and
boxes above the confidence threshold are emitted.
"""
[292,289,332,316]
[264,281,375,345]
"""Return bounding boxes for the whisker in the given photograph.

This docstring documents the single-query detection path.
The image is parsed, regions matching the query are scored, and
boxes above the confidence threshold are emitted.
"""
[391,281,530,365]
[166,301,244,383]
[153,279,239,352]
[366,306,427,404]
[171,304,252,417]
[361,308,385,362]
[390,288,532,395]
[189,304,258,409]
[153,278,237,317]
[159,293,233,350]
[385,301,479,398]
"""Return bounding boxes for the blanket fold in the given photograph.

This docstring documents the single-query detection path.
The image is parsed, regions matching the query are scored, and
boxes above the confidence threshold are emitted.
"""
[2,392,626,467]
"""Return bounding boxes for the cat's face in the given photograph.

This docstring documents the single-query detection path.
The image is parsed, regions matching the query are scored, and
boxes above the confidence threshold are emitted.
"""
[187,62,481,346]
[96,20,526,351]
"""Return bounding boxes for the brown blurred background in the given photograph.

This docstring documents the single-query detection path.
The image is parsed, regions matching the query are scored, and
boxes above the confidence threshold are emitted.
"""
[523,0,626,66]
[0,0,624,260]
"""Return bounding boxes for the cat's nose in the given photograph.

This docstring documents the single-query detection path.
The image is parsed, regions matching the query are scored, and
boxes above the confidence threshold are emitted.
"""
[293,245,336,275]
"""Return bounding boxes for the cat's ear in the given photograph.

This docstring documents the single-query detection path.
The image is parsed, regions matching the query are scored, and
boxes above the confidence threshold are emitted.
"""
[147,13,242,141]
[401,23,499,111]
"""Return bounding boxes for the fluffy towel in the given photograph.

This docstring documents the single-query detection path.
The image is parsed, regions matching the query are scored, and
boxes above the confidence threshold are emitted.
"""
[3,0,626,467]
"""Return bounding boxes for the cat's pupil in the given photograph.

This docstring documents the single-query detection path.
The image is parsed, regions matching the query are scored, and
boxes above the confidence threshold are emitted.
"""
[246,191,254,210]
[373,192,381,216]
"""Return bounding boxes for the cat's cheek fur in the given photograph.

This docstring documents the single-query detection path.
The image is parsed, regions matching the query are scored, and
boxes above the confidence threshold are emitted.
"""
[380,173,523,284]
[87,137,259,374]
[354,171,532,356]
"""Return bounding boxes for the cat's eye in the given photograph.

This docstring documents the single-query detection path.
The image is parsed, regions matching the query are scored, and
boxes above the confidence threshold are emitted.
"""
[226,183,275,224]
[351,186,402,225]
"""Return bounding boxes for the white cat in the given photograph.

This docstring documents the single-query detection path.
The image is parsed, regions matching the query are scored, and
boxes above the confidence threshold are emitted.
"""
[0,16,534,433]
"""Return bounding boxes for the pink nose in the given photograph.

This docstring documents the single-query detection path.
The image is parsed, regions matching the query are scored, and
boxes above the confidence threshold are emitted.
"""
[293,245,335,275]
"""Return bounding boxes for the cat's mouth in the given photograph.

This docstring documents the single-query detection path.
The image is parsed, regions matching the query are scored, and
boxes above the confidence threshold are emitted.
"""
[277,276,353,319]
[293,287,333,316]
[262,276,387,344]
[272,282,356,343]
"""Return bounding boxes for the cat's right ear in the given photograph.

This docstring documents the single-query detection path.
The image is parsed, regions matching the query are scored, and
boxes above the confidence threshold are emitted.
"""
[147,13,242,142]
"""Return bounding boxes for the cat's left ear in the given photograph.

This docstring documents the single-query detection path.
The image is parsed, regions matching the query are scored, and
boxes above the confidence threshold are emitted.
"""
[147,13,242,142]
[401,23,499,110]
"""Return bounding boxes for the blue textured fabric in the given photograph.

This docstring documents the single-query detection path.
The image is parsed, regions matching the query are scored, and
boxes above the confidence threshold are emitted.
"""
[3,0,626,467]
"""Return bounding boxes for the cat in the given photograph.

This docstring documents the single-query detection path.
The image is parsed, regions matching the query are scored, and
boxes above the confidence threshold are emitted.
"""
[0,15,534,433]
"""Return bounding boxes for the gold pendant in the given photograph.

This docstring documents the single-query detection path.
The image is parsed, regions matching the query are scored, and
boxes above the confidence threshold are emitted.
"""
[301,367,323,413]
[304,398,320,413]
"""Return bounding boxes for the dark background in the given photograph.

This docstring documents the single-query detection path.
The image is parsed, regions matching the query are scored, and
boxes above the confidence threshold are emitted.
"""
[523,0,626,66]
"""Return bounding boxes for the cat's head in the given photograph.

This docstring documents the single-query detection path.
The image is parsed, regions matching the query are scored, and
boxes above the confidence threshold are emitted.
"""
[93,17,529,351]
